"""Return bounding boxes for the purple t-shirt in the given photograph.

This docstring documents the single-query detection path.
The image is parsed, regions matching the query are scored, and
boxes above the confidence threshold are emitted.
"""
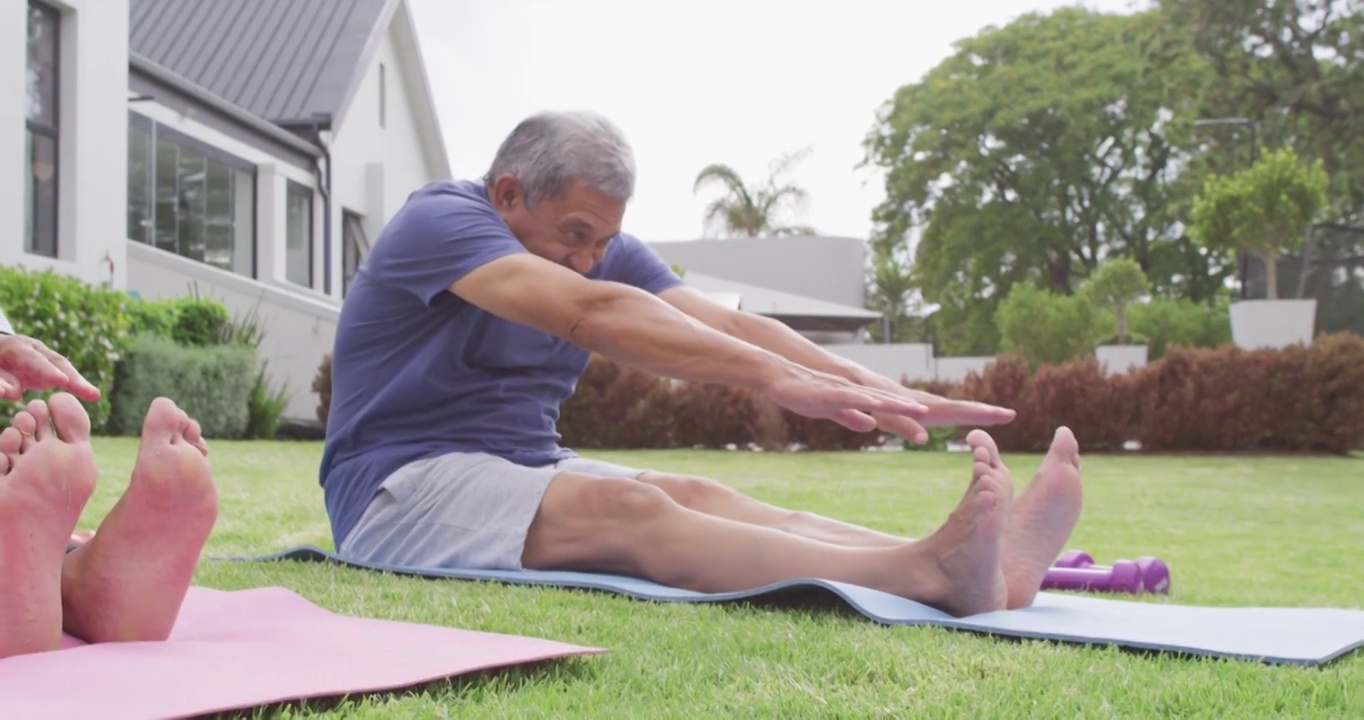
[320,180,684,546]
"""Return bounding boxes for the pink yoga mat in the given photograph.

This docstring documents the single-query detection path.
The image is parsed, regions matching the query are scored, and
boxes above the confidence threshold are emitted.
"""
[1,586,603,720]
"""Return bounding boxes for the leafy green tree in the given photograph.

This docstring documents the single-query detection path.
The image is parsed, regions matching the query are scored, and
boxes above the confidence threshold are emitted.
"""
[693,148,817,238]
[1157,0,1364,222]
[1083,258,1152,344]
[1189,146,1330,299]
[863,7,1219,355]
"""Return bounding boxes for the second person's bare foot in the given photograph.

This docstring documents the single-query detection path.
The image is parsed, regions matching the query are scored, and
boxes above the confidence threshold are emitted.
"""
[897,430,1012,617]
[1002,427,1084,609]
[0,395,98,658]
[61,397,218,643]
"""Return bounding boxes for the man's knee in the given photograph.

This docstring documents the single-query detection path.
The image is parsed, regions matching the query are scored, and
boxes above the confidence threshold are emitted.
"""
[637,472,730,509]
[524,474,676,568]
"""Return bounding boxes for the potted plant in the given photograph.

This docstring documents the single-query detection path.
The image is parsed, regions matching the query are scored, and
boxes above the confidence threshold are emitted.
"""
[1083,257,1152,374]
[1189,146,1329,349]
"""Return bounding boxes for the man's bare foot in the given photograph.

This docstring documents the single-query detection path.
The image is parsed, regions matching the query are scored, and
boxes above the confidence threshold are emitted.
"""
[1002,427,1084,609]
[61,397,217,643]
[899,430,1012,617]
[0,394,98,657]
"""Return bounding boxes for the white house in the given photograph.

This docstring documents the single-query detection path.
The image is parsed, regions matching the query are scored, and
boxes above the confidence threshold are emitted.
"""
[2,0,450,423]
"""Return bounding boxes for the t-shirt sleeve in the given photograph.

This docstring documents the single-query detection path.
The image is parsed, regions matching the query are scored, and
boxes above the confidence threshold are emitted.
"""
[364,187,527,306]
[607,234,685,296]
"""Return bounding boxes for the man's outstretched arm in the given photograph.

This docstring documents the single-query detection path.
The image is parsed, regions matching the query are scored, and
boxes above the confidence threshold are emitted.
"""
[657,285,1016,442]
[448,254,929,432]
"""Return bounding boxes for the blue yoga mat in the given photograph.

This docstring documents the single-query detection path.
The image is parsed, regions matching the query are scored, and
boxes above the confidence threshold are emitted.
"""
[235,545,1364,667]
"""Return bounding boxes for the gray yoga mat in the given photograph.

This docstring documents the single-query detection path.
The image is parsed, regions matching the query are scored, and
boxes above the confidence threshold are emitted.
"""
[235,545,1364,666]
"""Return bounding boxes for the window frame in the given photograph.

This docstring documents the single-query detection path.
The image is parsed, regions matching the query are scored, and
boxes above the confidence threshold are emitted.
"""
[285,180,314,288]
[25,0,62,259]
[126,111,259,279]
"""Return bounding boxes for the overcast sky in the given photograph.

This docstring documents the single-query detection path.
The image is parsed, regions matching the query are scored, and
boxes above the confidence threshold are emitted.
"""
[408,0,1140,243]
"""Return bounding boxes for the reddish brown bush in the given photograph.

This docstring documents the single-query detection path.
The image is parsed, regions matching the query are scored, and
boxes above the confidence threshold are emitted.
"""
[558,355,675,449]
[670,381,786,449]
[782,411,889,450]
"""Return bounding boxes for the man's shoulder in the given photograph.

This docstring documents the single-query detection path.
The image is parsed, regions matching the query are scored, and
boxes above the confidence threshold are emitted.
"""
[395,180,498,224]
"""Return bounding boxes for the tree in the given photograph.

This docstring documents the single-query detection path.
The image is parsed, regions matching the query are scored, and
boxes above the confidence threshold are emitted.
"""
[1082,257,1153,345]
[693,148,817,238]
[1188,146,1330,299]
[862,7,1221,354]
[1157,0,1364,222]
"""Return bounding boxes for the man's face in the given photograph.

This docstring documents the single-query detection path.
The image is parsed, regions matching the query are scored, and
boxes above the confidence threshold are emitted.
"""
[488,174,625,275]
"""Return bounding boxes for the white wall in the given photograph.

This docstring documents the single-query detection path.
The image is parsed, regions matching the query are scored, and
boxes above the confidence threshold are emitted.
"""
[1,0,129,289]
[329,11,445,293]
[934,356,996,383]
[823,344,996,385]
[126,242,338,423]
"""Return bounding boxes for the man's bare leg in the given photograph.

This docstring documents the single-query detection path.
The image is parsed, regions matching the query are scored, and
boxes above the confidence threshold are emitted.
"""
[638,428,1085,556]
[0,396,97,658]
[60,397,217,643]
[636,472,907,548]
[999,427,1084,608]
[523,432,1013,617]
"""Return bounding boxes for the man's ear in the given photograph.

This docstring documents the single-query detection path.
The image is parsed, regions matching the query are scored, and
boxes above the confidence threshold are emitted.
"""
[489,175,522,211]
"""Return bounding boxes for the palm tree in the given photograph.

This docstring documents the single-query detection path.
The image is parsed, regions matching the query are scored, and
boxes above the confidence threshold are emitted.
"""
[693,148,818,238]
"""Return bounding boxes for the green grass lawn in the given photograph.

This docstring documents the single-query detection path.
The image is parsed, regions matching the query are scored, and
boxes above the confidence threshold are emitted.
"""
[78,439,1364,718]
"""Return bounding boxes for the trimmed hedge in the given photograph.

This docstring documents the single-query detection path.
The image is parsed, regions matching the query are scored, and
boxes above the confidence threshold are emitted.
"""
[110,334,256,438]
[311,336,1364,455]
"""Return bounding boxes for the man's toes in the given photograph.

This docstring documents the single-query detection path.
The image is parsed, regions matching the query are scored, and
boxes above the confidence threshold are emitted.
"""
[46,393,91,443]
[24,399,53,441]
[186,419,208,455]
[1048,427,1081,466]
[0,422,25,457]
[140,397,185,443]
[966,429,1002,468]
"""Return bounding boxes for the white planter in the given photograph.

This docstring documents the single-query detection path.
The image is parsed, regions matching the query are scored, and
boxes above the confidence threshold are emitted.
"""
[1096,345,1148,375]
[1229,299,1317,350]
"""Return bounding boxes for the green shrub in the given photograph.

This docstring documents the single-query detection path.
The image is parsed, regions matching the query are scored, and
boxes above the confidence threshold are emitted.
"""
[245,360,291,440]
[172,296,232,347]
[0,266,131,431]
[1127,297,1232,358]
[110,334,255,438]
[313,353,333,428]
[125,296,178,340]
[995,282,1109,367]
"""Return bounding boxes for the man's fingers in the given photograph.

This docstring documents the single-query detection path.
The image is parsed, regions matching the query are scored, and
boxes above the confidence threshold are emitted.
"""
[874,411,928,445]
[33,343,100,400]
[831,408,878,432]
[0,370,19,402]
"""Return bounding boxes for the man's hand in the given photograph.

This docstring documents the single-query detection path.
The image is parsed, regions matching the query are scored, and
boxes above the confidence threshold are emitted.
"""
[855,371,1015,445]
[0,334,101,403]
[760,365,929,432]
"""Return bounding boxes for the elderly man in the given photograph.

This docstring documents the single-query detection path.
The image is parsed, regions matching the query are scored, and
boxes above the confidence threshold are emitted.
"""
[0,310,218,658]
[322,111,1083,617]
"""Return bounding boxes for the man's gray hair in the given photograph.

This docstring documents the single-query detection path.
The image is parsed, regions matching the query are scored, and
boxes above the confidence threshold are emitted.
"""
[484,110,636,207]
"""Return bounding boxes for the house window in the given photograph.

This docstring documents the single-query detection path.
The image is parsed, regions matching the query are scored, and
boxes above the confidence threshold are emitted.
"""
[342,210,369,297]
[25,2,60,259]
[285,182,313,287]
[126,113,256,278]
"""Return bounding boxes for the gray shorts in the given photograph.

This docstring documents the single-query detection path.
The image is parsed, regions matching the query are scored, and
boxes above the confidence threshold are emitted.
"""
[337,452,648,571]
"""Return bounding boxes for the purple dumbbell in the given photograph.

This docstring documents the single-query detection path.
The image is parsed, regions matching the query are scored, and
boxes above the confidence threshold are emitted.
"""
[1043,551,1171,595]
[1053,550,1094,569]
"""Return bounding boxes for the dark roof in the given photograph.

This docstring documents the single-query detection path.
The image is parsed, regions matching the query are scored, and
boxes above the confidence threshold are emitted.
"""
[129,0,391,126]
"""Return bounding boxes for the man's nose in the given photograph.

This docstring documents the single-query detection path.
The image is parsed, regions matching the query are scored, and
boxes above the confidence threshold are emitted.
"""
[568,252,595,273]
